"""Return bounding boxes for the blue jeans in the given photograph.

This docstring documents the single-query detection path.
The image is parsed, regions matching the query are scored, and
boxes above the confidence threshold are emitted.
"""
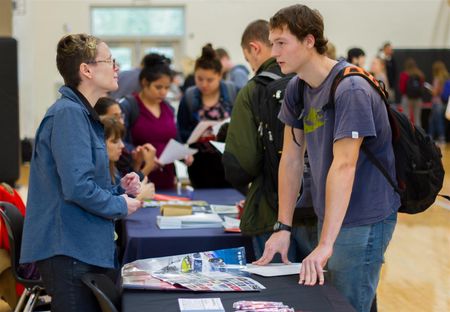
[37,255,115,312]
[319,212,397,312]
[253,223,318,262]
[428,102,445,140]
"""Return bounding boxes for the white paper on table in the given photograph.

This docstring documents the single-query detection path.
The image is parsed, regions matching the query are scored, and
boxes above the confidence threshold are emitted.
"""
[211,118,230,136]
[242,263,302,277]
[187,120,220,145]
[178,298,225,312]
[209,141,225,154]
[158,139,197,165]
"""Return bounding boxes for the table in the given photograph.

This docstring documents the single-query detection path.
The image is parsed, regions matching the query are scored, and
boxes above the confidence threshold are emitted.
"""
[121,188,254,265]
[122,274,356,312]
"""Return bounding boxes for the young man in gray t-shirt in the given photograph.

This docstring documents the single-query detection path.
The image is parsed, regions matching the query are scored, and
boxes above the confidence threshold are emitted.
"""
[253,5,400,312]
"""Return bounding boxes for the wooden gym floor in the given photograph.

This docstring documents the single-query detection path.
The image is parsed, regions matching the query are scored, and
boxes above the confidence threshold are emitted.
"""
[15,144,450,312]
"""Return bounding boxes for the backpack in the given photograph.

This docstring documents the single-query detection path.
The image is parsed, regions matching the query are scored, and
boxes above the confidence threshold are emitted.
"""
[325,66,445,214]
[251,69,295,210]
[441,79,450,103]
[405,75,423,99]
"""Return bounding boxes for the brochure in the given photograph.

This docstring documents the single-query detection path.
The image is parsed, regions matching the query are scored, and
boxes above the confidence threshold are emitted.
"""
[153,272,265,292]
[159,139,198,165]
[122,247,263,292]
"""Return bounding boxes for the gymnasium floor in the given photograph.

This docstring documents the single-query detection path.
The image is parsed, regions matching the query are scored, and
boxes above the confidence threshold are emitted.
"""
[15,144,450,312]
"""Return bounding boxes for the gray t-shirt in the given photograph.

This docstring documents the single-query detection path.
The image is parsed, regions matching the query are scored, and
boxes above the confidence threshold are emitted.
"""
[279,61,400,227]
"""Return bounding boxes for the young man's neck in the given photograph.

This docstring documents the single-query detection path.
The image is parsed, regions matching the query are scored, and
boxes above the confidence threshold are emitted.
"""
[297,54,337,88]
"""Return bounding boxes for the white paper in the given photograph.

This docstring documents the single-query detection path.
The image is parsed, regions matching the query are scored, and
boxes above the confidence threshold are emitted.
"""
[159,139,197,165]
[187,121,220,145]
[211,118,230,136]
[242,263,302,277]
[178,298,225,312]
[209,141,225,154]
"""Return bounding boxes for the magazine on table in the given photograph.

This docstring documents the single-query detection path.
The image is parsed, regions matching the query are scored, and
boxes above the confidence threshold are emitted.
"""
[122,247,265,291]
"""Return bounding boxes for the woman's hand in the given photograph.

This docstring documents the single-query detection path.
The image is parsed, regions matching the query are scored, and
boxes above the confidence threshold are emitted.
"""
[121,194,143,215]
[136,177,155,200]
[120,172,141,196]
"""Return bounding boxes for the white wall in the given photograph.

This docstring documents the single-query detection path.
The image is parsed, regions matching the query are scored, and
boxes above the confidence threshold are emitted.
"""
[13,0,450,138]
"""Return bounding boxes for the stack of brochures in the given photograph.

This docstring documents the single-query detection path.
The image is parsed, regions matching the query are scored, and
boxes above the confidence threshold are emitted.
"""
[233,301,294,312]
[122,247,265,292]
[156,213,224,229]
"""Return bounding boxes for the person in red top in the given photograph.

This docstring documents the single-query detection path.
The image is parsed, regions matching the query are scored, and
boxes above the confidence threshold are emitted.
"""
[120,54,179,189]
[0,183,27,300]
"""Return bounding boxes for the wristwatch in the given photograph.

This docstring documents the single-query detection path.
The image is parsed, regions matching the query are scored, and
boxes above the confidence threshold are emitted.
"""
[273,221,292,232]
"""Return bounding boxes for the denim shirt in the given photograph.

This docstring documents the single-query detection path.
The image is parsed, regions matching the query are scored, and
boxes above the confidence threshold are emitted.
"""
[20,86,127,269]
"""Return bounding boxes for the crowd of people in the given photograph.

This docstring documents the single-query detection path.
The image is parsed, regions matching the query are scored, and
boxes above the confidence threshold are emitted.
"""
[16,3,450,312]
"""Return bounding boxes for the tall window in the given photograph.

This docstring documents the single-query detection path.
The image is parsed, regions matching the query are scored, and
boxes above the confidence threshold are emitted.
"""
[91,7,184,70]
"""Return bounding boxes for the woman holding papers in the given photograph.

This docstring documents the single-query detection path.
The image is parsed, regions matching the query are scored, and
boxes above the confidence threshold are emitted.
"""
[177,44,238,188]
[120,54,178,189]
[20,34,143,312]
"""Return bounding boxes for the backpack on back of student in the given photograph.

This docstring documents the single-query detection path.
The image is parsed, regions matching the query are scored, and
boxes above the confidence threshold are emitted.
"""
[325,66,445,214]
[251,68,295,210]
[405,74,423,99]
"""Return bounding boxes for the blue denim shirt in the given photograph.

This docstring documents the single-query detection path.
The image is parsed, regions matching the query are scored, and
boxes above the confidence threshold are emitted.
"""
[20,86,127,269]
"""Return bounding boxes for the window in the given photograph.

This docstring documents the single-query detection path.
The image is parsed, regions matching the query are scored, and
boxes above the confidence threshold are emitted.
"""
[91,7,184,37]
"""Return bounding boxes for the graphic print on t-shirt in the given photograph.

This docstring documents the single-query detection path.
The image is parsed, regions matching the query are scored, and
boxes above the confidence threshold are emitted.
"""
[303,106,325,134]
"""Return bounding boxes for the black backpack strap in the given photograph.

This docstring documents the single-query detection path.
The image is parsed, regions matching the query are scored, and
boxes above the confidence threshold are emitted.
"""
[327,66,401,194]
[360,144,401,193]
[292,78,306,147]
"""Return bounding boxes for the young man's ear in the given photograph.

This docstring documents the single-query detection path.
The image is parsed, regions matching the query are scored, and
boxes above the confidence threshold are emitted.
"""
[249,41,261,54]
[79,63,93,80]
[304,34,316,49]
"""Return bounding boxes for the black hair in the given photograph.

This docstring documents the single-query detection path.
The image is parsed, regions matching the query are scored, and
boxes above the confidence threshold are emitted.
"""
[139,53,173,86]
[194,44,222,74]
[347,47,366,63]
[95,96,119,116]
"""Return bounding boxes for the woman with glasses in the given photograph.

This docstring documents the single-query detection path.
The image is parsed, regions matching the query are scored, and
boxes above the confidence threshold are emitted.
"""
[95,96,158,179]
[120,53,180,190]
[20,33,143,312]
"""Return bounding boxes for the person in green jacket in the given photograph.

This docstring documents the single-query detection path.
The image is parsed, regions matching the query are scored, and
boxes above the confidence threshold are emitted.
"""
[223,19,317,262]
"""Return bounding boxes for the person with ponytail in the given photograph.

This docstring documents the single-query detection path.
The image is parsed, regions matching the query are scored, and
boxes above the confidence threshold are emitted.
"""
[177,44,239,188]
[119,54,178,190]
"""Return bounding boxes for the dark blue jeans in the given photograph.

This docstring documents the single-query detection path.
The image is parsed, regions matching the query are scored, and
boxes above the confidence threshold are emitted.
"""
[37,255,114,312]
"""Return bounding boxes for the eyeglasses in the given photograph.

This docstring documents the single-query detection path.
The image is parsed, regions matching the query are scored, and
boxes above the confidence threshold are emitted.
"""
[87,58,117,68]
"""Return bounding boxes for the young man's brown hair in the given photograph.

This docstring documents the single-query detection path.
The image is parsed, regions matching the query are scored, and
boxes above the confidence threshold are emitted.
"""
[241,19,271,50]
[269,4,328,55]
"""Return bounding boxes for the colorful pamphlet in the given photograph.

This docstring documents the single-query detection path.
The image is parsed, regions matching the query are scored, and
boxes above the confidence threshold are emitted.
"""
[122,247,265,292]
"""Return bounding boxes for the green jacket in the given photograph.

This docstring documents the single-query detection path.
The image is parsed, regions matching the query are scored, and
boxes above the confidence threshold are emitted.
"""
[223,59,280,235]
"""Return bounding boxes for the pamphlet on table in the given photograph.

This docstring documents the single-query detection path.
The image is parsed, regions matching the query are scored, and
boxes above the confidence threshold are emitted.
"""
[122,247,265,292]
